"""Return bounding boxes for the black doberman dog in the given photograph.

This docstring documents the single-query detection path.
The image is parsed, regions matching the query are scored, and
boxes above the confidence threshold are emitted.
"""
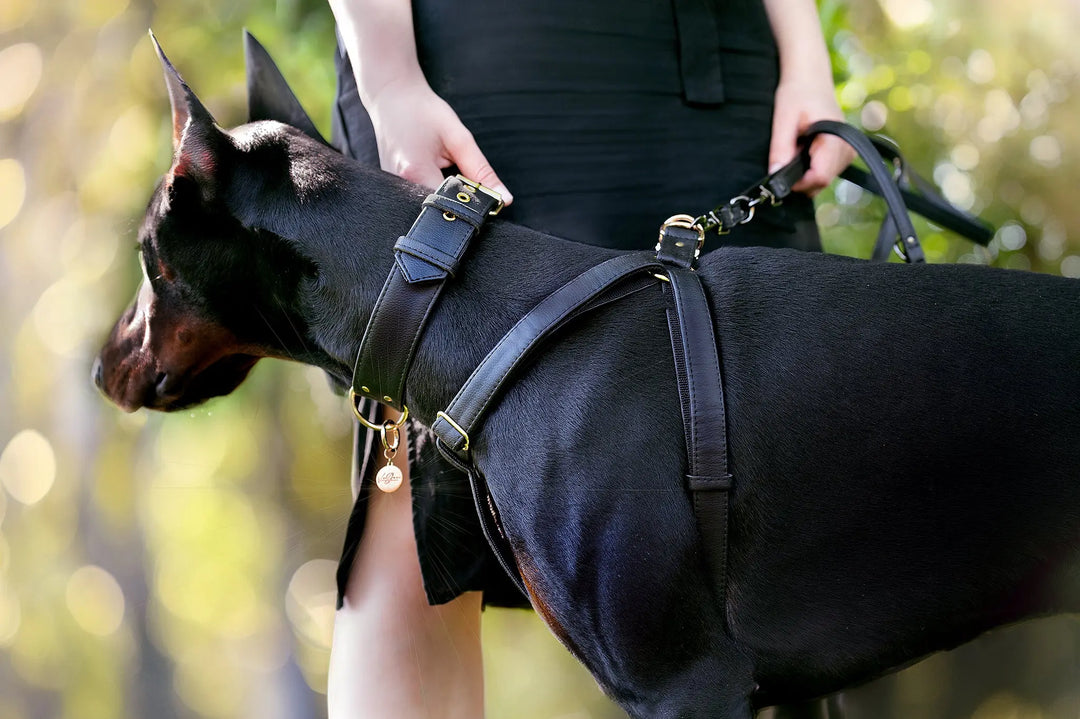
[95,35,1080,719]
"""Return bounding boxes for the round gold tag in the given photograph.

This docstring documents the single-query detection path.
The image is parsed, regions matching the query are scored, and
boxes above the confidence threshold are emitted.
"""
[375,464,404,493]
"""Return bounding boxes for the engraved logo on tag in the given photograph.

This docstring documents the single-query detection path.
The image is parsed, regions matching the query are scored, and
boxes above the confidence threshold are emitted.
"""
[375,464,404,493]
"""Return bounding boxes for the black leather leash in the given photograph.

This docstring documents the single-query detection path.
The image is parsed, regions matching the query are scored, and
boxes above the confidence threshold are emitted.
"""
[698,120,994,263]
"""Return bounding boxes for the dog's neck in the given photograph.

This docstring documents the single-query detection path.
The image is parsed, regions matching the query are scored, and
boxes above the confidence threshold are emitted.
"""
[222,123,614,423]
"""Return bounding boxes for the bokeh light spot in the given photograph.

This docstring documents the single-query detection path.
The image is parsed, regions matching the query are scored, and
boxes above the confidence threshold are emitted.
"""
[887,86,914,113]
[861,101,888,132]
[1029,135,1062,168]
[997,223,1028,252]
[0,429,56,506]
[906,50,932,75]
[0,158,26,231]
[881,0,932,29]
[950,143,980,171]
[285,559,337,649]
[1060,255,1080,279]
[967,49,997,85]
[66,565,126,636]
[0,43,42,121]
[32,276,102,358]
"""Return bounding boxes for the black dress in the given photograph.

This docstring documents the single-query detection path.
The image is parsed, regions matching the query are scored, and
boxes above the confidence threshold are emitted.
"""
[333,0,819,608]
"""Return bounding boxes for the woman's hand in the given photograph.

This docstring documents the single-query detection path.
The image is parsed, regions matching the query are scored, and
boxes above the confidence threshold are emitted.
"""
[762,0,855,196]
[769,79,855,196]
[366,75,513,203]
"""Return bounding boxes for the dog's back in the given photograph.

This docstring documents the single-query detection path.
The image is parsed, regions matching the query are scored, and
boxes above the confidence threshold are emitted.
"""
[701,248,1080,698]
[478,246,1080,713]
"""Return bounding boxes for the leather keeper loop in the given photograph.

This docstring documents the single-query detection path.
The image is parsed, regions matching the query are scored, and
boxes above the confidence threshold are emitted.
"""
[351,175,498,409]
[394,235,461,277]
[688,475,733,492]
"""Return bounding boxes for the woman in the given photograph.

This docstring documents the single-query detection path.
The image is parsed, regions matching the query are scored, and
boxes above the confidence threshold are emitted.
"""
[326,1,852,716]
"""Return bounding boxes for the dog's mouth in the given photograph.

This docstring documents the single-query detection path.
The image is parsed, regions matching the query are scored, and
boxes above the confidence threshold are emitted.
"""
[94,351,260,413]
[94,279,266,413]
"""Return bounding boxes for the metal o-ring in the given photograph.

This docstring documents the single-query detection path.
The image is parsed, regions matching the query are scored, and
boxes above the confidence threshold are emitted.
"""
[443,211,457,222]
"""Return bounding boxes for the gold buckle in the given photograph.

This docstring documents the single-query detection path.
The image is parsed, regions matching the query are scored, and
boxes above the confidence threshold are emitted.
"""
[349,387,409,431]
[455,175,504,216]
[656,214,706,257]
[436,410,470,452]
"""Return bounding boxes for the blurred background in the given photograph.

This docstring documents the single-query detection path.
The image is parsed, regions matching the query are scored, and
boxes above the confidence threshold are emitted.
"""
[1,0,1079,717]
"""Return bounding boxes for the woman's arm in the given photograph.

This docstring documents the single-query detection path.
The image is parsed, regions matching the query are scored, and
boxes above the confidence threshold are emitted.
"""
[327,422,485,719]
[328,0,512,200]
[762,0,853,194]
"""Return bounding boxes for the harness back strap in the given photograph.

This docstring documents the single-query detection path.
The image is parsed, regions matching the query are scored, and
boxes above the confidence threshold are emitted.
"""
[351,176,502,411]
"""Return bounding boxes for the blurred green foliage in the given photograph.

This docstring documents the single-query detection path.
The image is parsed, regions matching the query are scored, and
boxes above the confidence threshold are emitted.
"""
[0,1,1078,718]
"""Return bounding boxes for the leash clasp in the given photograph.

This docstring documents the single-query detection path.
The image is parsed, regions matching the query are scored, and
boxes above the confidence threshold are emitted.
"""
[456,175,505,216]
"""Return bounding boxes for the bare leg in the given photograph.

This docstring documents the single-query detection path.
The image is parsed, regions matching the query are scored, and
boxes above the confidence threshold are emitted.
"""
[328,419,485,719]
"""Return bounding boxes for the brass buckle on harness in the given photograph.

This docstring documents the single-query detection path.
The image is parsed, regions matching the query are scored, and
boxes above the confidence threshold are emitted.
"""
[656,214,706,259]
[455,175,505,216]
[435,410,470,452]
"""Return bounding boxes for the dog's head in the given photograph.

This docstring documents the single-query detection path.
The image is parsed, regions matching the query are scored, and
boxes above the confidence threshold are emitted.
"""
[94,32,319,412]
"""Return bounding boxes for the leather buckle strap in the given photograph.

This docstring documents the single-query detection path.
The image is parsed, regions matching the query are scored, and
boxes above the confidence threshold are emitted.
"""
[656,214,705,270]
[350,175,502,413]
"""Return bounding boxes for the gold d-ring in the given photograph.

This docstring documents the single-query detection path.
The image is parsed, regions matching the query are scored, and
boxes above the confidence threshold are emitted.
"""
[659,214,706,254]
[349,387,409,431]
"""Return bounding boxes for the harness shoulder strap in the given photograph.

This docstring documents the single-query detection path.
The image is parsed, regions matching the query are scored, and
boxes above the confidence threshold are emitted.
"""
[431,253,665,597]
[432,253,664,455]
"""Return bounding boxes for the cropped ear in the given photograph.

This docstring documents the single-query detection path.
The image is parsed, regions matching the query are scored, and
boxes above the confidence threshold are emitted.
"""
[243,30,329,146]
[149,30,228,185]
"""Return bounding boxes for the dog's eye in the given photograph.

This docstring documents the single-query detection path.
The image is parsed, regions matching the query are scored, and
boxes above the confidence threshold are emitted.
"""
[138,250,150,283]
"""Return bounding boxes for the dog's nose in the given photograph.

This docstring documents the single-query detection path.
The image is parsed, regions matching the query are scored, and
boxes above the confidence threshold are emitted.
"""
[91,357,104,390]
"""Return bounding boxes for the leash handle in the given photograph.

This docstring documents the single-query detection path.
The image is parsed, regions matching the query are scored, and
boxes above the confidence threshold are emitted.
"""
[806,121,924,262]
[696,120,994,263]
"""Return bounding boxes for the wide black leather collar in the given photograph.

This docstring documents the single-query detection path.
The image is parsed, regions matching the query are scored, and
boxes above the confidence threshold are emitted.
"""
[349,175,503,417]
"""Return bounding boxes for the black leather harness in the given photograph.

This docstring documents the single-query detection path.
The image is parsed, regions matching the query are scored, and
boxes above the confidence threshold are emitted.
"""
[349,122,994,609]
[350,175,737,604]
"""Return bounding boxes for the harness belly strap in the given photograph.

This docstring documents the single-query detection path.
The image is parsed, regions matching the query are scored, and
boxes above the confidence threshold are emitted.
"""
[656,220,733,613]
